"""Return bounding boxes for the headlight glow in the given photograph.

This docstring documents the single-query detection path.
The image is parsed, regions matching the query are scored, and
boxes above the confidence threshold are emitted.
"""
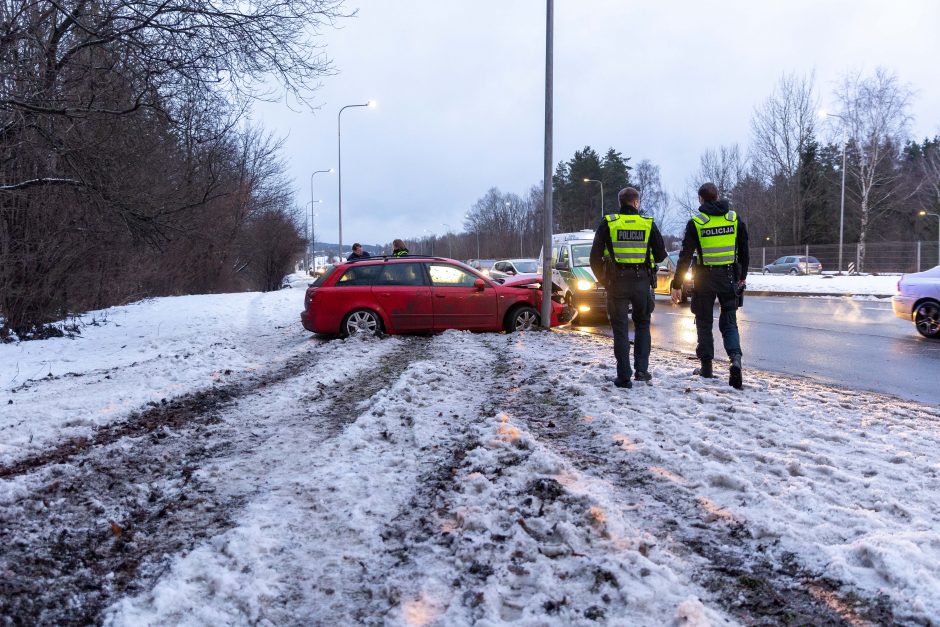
[576,279,594,291]
[684,271,693,280]
[578,305,591,312]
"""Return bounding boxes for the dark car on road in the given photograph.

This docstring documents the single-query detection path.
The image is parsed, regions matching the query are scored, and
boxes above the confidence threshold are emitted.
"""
[763,255,822,275]
[655,252,696,304]
[301,256,574,336]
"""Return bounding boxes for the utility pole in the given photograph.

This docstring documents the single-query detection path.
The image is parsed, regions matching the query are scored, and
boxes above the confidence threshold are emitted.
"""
[540,0,553,328]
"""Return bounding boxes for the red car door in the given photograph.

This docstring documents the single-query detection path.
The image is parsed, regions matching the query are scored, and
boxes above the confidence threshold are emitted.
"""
[427,263,498,331]
[371,262,433,332]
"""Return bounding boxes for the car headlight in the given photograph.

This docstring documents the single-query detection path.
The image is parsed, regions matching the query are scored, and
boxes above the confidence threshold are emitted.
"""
[684,271,693,280]
[576,279,594,291]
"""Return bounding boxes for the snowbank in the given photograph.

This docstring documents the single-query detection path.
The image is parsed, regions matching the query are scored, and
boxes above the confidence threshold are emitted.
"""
[745,273,898,296]
[3,288,939,624]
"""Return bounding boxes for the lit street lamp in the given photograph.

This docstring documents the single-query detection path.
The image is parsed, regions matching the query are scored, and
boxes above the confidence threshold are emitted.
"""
[583,178,604,219]
[919,210,940,266]
[820,109,848,274]
[337,100,376,257]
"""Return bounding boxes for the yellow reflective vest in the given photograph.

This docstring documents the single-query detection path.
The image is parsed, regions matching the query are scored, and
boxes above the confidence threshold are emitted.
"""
[692,211,738,266]
[605,214,653,264]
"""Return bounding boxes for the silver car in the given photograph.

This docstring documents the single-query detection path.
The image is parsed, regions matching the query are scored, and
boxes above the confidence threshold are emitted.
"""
[893,265,940,338]
[763,255,822,275]
[489,258,539,280]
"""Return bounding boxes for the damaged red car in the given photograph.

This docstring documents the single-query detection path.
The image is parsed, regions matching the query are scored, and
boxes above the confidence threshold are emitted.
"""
[301,256,575,336]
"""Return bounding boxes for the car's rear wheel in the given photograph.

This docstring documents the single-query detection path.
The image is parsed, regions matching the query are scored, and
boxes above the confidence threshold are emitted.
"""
[506,306,540,332]
[341,309,382,337]
[914,301,940,338]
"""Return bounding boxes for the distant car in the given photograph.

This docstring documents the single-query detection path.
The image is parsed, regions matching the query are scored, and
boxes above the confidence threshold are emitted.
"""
[300,255,575,336]
[893,266,940,339]
[763,255,822,275]
[490,258,539,280]
[468,258,497,277]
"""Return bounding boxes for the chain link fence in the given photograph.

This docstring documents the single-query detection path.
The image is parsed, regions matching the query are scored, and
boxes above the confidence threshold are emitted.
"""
[753,241,940,274]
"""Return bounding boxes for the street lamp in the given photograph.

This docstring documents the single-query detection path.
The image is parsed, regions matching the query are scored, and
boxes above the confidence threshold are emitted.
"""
[820,109,848,274]
[442,223,454,258]
[466,212,480,260]
[423,228,434,256]
[583,178,604,219]
[919,210,940,266]
[309,169,332,267]
[337,100,376,257]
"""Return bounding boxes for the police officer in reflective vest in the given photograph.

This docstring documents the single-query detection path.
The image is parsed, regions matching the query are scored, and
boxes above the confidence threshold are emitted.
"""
[671,182,750,389]
[590,186,667,389]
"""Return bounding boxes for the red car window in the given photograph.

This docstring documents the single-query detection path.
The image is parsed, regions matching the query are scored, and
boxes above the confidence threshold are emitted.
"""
[374,263,427,286]
[336,264,381,286]
[428,264,480,287]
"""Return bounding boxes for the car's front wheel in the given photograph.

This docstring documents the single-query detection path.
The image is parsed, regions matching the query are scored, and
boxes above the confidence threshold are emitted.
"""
[341,309,382,337]
[505,306,540,332]
[914,301,940,338]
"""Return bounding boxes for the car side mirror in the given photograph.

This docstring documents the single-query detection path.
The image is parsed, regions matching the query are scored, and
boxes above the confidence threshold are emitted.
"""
[474,278,485,291]
[554,261,567,270]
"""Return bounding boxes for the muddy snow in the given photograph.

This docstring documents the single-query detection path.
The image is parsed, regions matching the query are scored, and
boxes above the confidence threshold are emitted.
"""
[2,285,939,625]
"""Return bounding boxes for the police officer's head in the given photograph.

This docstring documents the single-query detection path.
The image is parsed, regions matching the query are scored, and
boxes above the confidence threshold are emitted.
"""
[698,182,719,205]
[617,187,640,210]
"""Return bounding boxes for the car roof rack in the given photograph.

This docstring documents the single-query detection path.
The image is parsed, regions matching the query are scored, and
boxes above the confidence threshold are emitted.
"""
[344,255,456,264]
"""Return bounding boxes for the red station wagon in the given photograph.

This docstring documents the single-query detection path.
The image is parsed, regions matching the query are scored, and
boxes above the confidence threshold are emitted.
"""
[301,256,575,336]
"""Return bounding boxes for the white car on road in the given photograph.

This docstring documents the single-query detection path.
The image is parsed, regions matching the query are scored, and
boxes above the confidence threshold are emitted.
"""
[893,265,940,338]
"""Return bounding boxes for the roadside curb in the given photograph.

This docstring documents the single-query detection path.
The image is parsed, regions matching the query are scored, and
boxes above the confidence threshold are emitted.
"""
[744,290,893,299]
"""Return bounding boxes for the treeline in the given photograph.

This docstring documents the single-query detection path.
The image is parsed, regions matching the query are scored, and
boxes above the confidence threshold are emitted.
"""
[0,0,347,337]
[688,69,940,269]
[402,68,938,271]
[397,146,676,260]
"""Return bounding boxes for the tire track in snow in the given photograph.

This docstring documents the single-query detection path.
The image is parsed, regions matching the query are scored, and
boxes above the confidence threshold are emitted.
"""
[0,337,416,625]
[493,343,896,625]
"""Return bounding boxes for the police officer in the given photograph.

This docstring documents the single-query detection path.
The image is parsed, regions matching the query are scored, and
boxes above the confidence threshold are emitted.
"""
[392,239,409,257]
[590,186,667,389]
[671,182,750,389]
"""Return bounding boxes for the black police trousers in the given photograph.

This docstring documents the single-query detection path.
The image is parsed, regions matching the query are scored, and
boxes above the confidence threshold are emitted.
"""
[690,265,742,361]
[606,267,655,381]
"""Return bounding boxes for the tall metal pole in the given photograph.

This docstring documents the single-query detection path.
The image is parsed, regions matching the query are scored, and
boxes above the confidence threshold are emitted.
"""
[838,127,847,274]
[310,169,331,269]
[337,102,373,258]
[540,0,554,328]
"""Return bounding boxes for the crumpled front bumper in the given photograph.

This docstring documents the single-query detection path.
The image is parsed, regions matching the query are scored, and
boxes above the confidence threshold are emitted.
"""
[557,304,577,325]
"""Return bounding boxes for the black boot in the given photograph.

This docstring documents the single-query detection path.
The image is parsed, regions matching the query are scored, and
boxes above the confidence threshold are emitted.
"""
[729,355,743,389]
[634,371,653,385]
[694,360,713,378]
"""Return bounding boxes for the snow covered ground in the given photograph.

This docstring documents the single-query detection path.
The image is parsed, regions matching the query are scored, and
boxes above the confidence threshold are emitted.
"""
[2,284,939,625]
[744,272,900,296]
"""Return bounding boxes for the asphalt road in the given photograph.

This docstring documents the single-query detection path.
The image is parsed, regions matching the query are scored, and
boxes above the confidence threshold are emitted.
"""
[571,295,940,404]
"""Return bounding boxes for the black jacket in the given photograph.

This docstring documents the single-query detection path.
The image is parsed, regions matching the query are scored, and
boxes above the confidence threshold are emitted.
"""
[347,251,371,261]
[589,208,668,286]
[671,199,749,290]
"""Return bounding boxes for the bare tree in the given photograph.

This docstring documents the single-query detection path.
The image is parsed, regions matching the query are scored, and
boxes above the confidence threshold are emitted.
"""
[679,144,747,214]
[834,68,914,269]
[634,159,678,234]
[750,71,818,243]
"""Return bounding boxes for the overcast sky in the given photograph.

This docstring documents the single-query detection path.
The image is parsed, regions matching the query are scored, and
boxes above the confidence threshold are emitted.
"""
[252,0,940,246]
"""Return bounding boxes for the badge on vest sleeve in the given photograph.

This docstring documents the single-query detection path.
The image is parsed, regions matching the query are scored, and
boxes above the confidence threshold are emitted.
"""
[700,225,735,237]
[617,229,646,241]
